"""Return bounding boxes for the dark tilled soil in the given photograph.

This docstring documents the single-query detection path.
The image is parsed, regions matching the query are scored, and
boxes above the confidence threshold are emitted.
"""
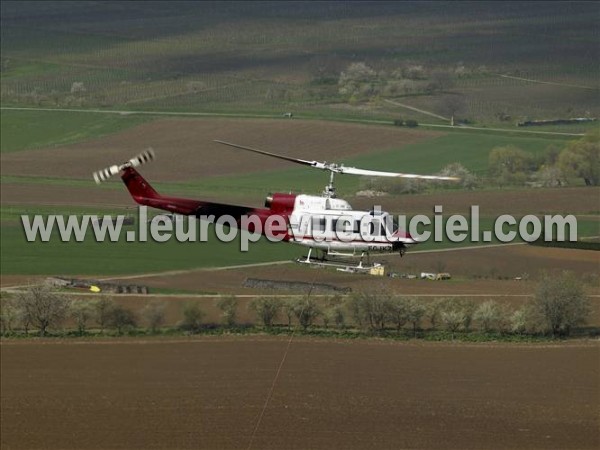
[1,338,598,449]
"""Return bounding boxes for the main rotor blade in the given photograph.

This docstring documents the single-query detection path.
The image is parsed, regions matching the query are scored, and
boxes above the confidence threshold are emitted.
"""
[339,166,460,181]
[214,140,319,168]
[213,140,460,181]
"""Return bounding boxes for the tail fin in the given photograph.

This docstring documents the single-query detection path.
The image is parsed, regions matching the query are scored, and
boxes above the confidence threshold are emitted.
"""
[120,167,160,200]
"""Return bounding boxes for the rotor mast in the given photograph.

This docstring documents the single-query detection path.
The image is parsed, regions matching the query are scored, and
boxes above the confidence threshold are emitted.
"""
[324,170,336,198]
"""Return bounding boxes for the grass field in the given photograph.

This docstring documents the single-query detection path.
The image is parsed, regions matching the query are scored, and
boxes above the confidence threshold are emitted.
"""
[1,210,597,276]
[0,223,301,275]
[0,109,149,153]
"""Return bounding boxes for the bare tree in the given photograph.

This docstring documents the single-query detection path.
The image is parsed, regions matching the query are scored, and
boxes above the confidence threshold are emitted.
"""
[250,297,281,328]
[456,299,476,332]
[281,299,295,329]
[215,296,237,327]
[107,305,137,335]
[142,300,167,333]
[94,297,116,333]
[321,295,344,330]
[387,297,409,333]
[322,310,330,329]
[18,303,32,334]
[346,295,363,328]
[406,298,426,337]
[350,289,391,331]
[292,297,321,330]
[438,95,466,125]
[180,301,204,333]
[0,296,19,335]
[70,300,95,336]
[17,284,70,337]
[441,310,464,339]
[427,70,454,94]
[425,298,445,330]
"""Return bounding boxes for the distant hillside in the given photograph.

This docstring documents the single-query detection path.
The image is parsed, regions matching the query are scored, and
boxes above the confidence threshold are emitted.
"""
[1,1,598,126]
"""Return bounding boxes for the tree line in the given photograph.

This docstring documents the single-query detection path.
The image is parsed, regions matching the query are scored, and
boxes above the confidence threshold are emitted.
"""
[360,130,599,195]
[444,131,599,188]
[0,272,593,340]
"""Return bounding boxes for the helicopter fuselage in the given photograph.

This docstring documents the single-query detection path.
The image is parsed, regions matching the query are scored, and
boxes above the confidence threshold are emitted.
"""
[273,193,416,254]
[119,166,415,255]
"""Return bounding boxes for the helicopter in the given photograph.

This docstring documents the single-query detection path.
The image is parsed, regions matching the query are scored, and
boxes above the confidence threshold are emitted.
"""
[93,141,459,270]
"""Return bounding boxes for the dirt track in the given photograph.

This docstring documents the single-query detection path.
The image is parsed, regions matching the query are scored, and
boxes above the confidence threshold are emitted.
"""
[1,338,598,450]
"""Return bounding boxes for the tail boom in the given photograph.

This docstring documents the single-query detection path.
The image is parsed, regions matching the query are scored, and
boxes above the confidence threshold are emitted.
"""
[95,150,287,239]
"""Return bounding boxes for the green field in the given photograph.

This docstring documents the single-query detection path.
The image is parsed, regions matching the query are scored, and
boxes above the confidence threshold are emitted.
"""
[0,222,298,275]
[1,209,597,275]
[1,2,598,278]
[167,130,568,199]
[0,108,573,201]
[0,110,149,152]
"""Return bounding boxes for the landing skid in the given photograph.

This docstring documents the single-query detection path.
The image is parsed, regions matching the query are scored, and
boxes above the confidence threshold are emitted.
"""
[295,249,384,274]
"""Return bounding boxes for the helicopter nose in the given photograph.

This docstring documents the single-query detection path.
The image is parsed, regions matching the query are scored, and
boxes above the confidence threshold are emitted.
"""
[392,230,418,244]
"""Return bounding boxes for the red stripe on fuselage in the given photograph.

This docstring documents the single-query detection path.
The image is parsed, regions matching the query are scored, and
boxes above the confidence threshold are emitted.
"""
[121,167,291,239]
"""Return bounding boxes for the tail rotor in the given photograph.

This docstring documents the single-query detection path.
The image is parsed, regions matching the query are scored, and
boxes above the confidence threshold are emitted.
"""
[93,148,155,184]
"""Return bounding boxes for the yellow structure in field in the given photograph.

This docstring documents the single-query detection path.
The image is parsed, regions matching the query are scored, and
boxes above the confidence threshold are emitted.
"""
[369,266,385,276]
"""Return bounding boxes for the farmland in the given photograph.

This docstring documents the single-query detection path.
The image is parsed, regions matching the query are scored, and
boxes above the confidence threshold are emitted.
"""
[1,338,598,450]
[1,113,598,278]
[2,2,599,126]
[0,109,149,153]
[1,3,599,449]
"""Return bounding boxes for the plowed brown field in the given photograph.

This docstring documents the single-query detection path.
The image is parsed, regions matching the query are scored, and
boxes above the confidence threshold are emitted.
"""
[1,338,598,450]
[0,118,436,181]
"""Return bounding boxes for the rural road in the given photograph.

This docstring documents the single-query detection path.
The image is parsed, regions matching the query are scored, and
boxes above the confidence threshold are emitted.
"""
[495,73,598,90]
[1,106,585,136]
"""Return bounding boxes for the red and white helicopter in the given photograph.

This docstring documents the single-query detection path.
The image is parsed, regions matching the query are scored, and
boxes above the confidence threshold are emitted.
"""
[93,141,458,270]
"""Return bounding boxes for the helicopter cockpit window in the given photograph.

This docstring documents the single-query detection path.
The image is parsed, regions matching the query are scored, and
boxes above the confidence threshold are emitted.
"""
[385,216,399,235]
[368,220,387,237]
[334,217,352,233]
